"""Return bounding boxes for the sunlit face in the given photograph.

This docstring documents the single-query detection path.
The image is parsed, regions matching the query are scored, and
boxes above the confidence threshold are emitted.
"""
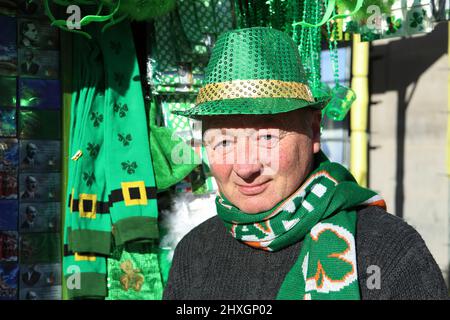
[203,108,322,214]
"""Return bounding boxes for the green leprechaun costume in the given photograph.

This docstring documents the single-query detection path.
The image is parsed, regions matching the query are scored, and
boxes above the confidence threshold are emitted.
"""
[174,27,387,300]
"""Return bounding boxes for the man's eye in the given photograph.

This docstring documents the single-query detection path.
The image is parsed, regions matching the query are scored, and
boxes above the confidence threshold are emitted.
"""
[214,139,234,150]
[258,134,279,147]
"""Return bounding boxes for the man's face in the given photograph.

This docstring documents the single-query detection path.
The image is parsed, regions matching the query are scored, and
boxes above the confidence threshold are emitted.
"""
[26,176,37,192]
[26,206,36,222]
[27,143,37,157]
[23,23,38,42]
[25,51,34,63]
[203,109,321,214]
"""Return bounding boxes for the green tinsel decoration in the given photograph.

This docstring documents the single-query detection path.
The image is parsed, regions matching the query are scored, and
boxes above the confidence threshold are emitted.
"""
[337,0,395,23]
[44,0,176,39]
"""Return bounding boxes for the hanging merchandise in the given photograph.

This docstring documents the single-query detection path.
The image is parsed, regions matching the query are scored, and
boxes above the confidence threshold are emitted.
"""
[158,95,216,195]
[323,15,356,121]
[149,0,234,94]
[233,0,304,32]
[289,0,358,121]
[102,0,176,21]
[141,1,234,275]
[64,21,162,299]
[148,97,200,191]
[233,0,265,28]
[106,243,163,300]
[148,0,232,195]
[290,0,325,99]
[292,0,364,28]
[325,84,357,121]
[342,0,450,41]
[43,0,177,39]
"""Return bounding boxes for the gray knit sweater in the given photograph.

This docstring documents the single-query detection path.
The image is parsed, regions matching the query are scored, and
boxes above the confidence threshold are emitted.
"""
[163,206,449,300]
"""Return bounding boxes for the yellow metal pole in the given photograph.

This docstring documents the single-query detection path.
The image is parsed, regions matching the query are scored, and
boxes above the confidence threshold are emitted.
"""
[447,22,450,175]
[350,34,370,187]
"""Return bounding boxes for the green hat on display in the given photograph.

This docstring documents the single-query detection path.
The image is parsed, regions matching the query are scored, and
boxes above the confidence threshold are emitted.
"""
[174,27,330,119]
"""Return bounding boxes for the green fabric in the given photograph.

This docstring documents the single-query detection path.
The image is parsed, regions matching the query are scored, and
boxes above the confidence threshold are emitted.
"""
[158,95,217,194]
[113,217,159,246]
[174,27,331,119]
[178,96,329,118]
[157,247,172,286]
[106,243,164,300]
[67,228,111,255]
[216,151,386,300]
[149,97,199,190]
[63,21,159,299]
[151,0,234,93]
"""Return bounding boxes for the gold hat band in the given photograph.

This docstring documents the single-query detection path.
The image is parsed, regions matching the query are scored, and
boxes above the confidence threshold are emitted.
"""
[196,79,315,105]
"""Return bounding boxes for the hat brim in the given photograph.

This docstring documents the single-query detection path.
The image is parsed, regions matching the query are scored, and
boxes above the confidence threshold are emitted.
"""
[172,96,331,119]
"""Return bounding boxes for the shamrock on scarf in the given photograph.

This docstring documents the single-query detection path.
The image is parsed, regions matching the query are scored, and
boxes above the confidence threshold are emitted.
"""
[87,143,100,158]
[90,112,103,127]
[121,161,138,174]
[113,103,129,118]
[306,228,354,289]
[120,260,144,292]
[82,172,96,187]
[118,133,132,147]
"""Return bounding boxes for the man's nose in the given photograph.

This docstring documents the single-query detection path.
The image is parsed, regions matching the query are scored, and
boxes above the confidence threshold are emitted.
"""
[232,136,263,179]
[233,163,263,181]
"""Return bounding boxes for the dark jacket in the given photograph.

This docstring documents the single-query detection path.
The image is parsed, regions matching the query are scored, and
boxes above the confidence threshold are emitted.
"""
[163,206,449,300]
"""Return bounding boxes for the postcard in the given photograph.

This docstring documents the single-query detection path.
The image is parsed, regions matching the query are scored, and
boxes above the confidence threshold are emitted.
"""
[19,233,60,264]
[0,171,17,200]
[18,172,60,202]
[0,0,18,17]
[18,48,59,79]
[20,262,61,289]
[0,76,17,107]
[0,138,19,169]
[0,200,18,231]
[19,140,61,172]
[0,231,18,262]
[18,110,61,140]
[20,284,61,300]
[0,262,18,300]
[17,0,45,17]
[18,18,59,50]
[19,202,60,233]
[0,15,17,77]
[0,139,18,200]
[18,78,61,108]
[0,107,17,137]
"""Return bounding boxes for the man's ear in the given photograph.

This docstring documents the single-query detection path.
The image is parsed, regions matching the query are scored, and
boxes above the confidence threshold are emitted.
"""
[312,110,322,154]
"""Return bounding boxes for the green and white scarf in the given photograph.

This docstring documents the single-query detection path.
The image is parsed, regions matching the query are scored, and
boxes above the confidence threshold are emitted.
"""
[216,151,386,300]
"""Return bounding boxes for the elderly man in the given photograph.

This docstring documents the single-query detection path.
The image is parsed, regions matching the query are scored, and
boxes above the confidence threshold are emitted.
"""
[163,27,448,300]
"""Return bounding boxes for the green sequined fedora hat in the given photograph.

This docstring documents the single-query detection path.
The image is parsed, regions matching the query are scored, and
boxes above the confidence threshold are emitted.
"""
[173,27,330,119]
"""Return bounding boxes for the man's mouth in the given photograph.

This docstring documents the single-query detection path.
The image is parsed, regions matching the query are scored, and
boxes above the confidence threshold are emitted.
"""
[236,180,270,196]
